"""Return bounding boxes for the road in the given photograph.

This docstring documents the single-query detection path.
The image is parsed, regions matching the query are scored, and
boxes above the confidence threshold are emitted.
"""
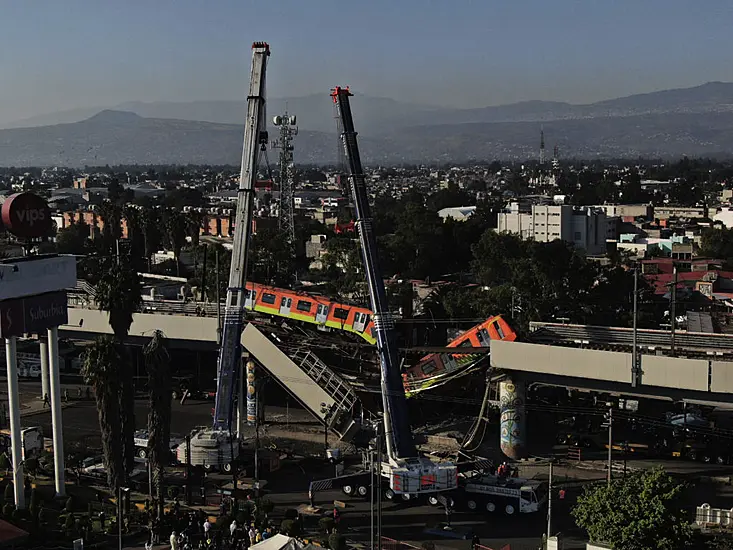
[11,379,733,549]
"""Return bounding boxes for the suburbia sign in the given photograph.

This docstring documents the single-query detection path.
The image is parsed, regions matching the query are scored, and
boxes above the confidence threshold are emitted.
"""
[1,192,53,239]
[0,291,68,338]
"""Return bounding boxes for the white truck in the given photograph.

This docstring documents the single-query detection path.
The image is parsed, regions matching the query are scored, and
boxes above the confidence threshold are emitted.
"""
[440,472,547,515]
[0,426,44,462]
[133,429,183,461]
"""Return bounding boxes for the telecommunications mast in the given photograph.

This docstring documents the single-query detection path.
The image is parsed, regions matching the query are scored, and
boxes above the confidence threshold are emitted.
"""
[272,112,298,245]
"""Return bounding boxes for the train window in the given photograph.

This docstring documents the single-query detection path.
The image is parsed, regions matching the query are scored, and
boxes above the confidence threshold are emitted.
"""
[421,360,438,376]
[296,300,312,312]
[494,321,506,339]
[457,339,474,348]
[334,308,349,320]
[261,293,277,305]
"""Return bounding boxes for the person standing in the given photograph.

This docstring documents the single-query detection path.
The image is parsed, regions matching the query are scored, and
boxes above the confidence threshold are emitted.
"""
[170,530,179,550]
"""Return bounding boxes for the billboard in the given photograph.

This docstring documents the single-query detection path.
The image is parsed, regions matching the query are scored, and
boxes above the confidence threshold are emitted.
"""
[0,291,68,338]
[1,193,53,238]
[0,255,76,301]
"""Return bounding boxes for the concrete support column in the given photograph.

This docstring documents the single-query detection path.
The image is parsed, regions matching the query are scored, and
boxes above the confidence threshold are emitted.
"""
[5,337,25,509]
[236,357,245,439]
[47,326,65,497]
[246,360,256,426]
[499,378,526,460]
[39,337,50,401]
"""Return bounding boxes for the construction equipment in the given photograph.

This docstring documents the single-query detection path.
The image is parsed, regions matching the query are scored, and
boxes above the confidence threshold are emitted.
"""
[182,42,270,470]
[328,87,457,496]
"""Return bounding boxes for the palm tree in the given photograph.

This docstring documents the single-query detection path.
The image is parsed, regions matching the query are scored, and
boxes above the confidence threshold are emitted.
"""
[164,210,188,276]
[94,255,142,475]
[82,336,124,490]
[143,330,172,520]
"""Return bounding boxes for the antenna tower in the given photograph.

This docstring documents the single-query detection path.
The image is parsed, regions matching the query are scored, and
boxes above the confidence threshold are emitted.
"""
[539,126,546,166]
[272,111,298,244]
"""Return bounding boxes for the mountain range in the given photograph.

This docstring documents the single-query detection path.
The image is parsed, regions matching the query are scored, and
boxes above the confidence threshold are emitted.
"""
[1,82,732,166]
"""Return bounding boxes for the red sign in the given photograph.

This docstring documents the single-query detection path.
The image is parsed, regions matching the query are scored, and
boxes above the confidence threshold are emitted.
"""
[0,291,68,338]
[1,193,53,238]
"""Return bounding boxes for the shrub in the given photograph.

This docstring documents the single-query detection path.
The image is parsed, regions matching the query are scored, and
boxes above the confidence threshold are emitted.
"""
[2,503,14,518]
[328,533,347,550]
[280,519,300,537]
[167,486,180,499]
[65,512,75,530]
[0,454,9,472]
[319,517,335,533]
[3,484,12,503]
[24,458,38,475]
[65,496,74,513]
[30,488,41,508]
[261,498,274,514]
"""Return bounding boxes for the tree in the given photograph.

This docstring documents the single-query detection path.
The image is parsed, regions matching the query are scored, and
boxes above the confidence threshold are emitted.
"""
[82,336,124,490]
[93,256,142,475]
[572,467,693,550]
[249,228,295,288]
[143,330,172,521]
[164,210,188,276]
[55,220,91,256]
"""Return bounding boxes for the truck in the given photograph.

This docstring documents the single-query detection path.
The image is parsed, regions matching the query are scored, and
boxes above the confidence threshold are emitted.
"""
[448,472,548,515]
[177,42,270,470]
[133,429,184,461]
[0,426,44,463]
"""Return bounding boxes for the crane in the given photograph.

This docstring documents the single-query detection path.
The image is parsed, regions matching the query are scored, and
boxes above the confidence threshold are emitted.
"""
[178,42,270,471]
[330,87,457,496]
[213,42,270,432]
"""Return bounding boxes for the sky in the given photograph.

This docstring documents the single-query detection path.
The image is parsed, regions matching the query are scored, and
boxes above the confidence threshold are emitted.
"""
[1,0,732,124]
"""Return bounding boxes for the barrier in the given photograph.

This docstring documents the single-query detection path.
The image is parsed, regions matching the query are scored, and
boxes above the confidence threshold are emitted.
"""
[568,447,582,462]
[380,537,420,550]
[696,503,733,530]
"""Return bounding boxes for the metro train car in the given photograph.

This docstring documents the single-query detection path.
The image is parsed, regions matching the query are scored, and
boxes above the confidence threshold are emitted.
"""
[244,282,376,344]
[403,316,517,396]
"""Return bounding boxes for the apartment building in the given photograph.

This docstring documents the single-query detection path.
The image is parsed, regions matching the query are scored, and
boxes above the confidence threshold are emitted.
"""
[497,202,616,255]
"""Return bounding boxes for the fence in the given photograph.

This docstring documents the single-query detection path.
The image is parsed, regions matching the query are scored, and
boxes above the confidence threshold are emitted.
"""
[696,503,733,532]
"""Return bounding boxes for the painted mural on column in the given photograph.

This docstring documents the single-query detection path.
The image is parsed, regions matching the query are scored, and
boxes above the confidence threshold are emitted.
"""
[499,379,526,459]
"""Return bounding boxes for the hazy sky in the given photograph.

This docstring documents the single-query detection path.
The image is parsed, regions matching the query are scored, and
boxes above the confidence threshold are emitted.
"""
[1,0,732,123]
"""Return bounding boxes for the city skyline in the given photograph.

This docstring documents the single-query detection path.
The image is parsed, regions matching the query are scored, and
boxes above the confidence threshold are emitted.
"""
[1,0,732,125]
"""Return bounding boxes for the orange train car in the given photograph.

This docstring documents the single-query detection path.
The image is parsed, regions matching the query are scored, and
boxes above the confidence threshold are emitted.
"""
[403,316,517,395]
[244,282,376,344]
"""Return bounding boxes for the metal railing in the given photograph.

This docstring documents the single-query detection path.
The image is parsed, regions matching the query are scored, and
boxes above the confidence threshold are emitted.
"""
[529,321,733,353]
[290,348,358,418]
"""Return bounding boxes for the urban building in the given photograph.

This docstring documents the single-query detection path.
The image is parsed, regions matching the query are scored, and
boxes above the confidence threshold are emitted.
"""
[438,206,477,222]
[497,202,616,255]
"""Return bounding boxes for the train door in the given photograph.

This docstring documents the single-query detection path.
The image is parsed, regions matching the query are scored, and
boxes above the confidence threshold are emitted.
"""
[279,296,292,316]
[353,312,370,333]
[316,304,329,324]
[442,353,458,373]
[245,289,256,309]
[476,328,490,346]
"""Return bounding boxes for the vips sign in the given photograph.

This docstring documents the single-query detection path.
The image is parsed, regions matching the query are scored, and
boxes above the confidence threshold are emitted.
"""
[0,291,68,338]
[1,192,53,239]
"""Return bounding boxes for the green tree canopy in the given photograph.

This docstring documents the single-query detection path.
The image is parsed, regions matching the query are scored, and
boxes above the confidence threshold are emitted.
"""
[572,467,693,550]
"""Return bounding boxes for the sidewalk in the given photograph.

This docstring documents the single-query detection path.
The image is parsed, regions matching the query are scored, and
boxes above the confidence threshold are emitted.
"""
[19,398,76,418]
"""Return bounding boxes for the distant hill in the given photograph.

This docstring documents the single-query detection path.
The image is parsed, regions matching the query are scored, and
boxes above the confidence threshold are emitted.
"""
[1,107,732,167]
[6,81,733,133]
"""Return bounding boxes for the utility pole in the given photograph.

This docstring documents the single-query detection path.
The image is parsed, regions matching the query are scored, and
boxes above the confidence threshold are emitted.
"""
[632,267,640,387]
[370,444,375,550]
[670,264,677,355]
[546,460,553,541]
[215,249,221,346]
[376,419,383,550]
[606,403,613,486]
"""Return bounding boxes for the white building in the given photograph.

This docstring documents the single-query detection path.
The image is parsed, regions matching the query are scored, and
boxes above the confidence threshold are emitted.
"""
[496,203,616,255]
[438,206,477,222]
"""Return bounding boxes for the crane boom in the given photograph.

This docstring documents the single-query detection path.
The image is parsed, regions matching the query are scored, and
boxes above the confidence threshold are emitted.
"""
[212,42,270,431]
[331,87,417,460]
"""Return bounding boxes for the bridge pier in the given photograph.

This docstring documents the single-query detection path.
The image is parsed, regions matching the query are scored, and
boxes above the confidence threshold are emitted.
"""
[499,377,526,459]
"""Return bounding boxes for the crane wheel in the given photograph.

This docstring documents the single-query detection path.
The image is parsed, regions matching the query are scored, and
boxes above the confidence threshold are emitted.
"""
[384,489,395,500]
[504,504,515,515]
[342,485,354,496]
[486,502,496,512]
[466,499,477,511]
[138,449,147,459]
[357,486,368,497]
[427,496,439,506]
[223,463,232,473]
